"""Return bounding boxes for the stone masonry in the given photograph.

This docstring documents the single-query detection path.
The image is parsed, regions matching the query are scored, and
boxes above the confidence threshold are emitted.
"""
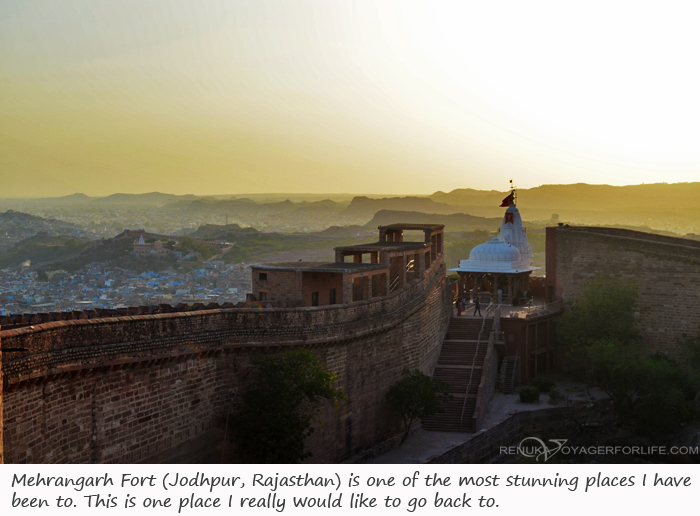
[1,259,452,464]
[549,226,700,357]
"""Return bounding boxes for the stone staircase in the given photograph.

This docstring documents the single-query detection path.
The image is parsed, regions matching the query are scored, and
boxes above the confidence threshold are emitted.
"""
[422,316,493,433]
[499,356,520,394]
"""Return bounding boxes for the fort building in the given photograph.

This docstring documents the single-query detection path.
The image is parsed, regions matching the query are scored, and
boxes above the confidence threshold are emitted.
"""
[420,192,561,431]
[250,224,444,307]
[450,201,539,305]
[133,235,167,256]
[0,223,452,464]
[3,209,700,463]
[545,224,700,357]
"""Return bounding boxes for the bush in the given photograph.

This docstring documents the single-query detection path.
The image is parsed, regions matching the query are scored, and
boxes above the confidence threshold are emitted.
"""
[588,340,699,431]
[519,386,540,403]
[556,278,640,379]
[548,389,563,404]
[234,349,346,463]
[531,376,556,393]
[387,369,452,444]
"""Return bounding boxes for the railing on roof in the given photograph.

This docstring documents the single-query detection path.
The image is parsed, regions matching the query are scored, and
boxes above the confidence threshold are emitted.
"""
[509,298,564,318]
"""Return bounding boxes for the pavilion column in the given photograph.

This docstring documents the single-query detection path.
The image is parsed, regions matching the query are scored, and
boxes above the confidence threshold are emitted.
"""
[525,324,530,383]
[492,273,500,303]
[508,276,514,304]
[535,322,539,377]
[546,319,550,376]
[343,276,353,304]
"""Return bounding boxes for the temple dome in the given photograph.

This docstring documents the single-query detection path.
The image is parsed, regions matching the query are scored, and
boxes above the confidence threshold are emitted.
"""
[448,199,540,274]
[469,238,521,263]
[454,235,532,272]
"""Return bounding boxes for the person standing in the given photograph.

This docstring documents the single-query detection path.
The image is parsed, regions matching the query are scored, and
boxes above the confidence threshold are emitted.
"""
[474,295,481,316]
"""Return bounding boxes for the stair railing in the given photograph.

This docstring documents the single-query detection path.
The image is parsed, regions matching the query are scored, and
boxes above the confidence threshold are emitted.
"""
[460,303,501,422]
[511,347,520,391]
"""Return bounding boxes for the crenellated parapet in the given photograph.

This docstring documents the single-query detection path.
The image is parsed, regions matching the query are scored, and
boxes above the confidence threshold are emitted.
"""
[1,256,451,464]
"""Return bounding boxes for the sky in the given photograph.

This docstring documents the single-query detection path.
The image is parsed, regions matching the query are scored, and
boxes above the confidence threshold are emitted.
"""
[2,0,700,197]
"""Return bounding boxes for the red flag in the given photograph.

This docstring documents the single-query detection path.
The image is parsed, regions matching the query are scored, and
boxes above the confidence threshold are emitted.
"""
[500,192,514,207]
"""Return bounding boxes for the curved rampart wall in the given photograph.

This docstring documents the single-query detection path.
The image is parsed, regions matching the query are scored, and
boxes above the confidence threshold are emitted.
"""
[1,262,452,464]
[553,227,700,356]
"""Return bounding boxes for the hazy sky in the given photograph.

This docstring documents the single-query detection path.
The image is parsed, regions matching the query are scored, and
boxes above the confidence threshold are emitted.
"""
[2,1,700,197]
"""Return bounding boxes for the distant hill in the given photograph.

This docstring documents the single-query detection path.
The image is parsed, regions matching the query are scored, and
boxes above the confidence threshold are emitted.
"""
[188,224,247,240]
[92,192,201,206]
[316,225,374,238]
[365,210,502,232]
[429,183,700,225]
[0,210,89,250]
[343,196,460,219]
[0,233,90,268]
[177,197,346,217]
[293,199,346,214]
[43,193,94,204]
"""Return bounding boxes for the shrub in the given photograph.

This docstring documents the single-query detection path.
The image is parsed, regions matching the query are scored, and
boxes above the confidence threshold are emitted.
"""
[548,389,563,404]
[235,349,346,463]
[531,376,556,393]
[387,369,452,444]
[519,386,540,403]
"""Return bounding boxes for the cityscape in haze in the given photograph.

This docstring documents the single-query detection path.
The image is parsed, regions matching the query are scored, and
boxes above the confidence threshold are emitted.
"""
[3,1,700,467]
[1,182,699,314]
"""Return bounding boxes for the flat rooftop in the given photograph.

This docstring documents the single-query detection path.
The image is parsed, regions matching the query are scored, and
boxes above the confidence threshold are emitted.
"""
[250,262,388,273]
[378,223,444,231]
[334,241,431,252]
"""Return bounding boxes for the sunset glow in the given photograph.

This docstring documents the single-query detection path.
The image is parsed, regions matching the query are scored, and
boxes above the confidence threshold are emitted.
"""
[2,0,699,197]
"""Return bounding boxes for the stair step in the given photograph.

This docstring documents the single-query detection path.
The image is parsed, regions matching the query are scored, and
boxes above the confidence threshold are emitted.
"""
[424,316,492,433]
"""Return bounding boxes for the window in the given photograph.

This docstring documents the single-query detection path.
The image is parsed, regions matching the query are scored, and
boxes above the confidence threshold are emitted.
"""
[259,273,267,281]
[329,288,336,304]
[259,291,267,301]
[311,292,319,306]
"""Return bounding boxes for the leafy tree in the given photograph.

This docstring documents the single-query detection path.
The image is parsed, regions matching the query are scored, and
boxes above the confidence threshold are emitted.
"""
[386,369,452,444]
[587,341,697,431]
[556,278,698,432]
[36,269,48,281]
[556,277,640,377]
[519,386,540,403]
[178,237,217,261]
[235,348,345,463]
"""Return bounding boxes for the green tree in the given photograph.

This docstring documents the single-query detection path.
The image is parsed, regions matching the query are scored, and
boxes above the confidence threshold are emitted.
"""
[386,369,452,444]
[556,277,640,377]
[587,341,697,431]
[557,278,699,432]
[36,269,48,281]
[235,349,346,463]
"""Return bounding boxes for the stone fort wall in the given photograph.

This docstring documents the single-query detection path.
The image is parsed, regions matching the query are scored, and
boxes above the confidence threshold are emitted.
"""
[550,226,700,356]
[0,262,452,464]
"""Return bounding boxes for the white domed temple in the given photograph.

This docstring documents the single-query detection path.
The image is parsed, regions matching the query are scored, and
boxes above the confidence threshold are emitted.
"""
[449,195,540,305]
